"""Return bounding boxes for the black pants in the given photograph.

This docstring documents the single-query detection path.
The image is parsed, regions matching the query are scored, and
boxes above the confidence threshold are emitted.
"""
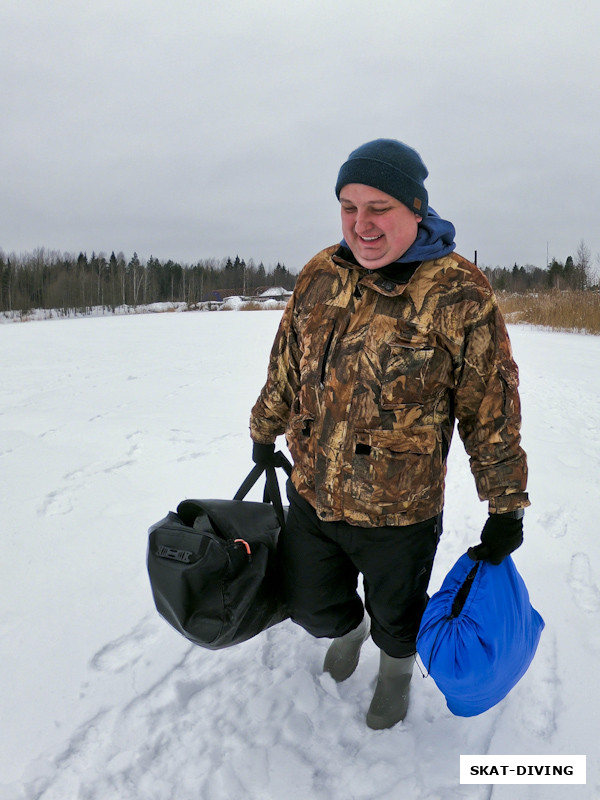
[280,481,442,658]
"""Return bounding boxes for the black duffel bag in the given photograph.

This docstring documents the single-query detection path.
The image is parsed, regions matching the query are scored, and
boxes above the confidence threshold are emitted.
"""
[147,453,291,649]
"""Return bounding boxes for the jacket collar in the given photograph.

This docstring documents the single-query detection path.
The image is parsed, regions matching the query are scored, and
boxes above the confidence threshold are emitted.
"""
[332,245,422,297]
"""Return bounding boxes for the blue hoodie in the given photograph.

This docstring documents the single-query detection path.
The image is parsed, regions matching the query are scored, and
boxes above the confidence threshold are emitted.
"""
[397,207,456,263]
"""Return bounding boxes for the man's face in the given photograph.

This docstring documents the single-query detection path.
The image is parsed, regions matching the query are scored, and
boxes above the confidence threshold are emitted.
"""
[339,183,422,270]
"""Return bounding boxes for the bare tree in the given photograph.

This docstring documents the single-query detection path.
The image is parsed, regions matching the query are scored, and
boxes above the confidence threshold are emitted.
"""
[575,239,592,289]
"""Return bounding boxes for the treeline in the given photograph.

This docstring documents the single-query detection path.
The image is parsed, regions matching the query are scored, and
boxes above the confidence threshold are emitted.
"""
[0,249,297,314]
[483,241,597,293]
[2,241,597,315]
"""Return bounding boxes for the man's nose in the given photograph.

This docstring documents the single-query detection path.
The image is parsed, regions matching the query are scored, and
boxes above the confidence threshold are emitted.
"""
[355,208,374,231]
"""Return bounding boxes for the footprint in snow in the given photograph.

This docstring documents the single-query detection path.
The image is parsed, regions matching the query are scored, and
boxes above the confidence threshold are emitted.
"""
[514,629,558,740]
[90,617,160,673]
[39,488,73,516]
[537,506,567,538]
[176,450,208,462]
[568,552,600,613]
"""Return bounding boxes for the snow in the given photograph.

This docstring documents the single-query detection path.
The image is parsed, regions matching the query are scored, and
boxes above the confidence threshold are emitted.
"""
[1,311,599,799]
[259,287,292,297]
[0,302,190,323]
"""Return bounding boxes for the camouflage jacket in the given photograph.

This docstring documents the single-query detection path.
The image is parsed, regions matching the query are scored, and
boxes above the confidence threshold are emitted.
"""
[250,245,529,527]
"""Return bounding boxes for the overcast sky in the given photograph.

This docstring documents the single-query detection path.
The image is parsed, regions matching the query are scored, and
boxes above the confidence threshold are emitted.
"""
[2,0,599,273]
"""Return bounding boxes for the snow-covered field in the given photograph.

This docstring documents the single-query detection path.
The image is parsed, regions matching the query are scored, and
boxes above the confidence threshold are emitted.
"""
[1,310,599,799]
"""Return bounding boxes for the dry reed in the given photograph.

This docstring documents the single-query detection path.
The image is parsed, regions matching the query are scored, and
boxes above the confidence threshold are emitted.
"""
[497,290,600,335]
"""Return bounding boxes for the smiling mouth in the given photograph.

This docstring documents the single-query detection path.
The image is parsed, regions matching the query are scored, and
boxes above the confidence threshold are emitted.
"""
[359,234,383,242]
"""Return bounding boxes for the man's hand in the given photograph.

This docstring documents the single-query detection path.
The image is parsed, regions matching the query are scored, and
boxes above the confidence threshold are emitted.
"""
[252,441,278,467]
[468,511,524,565]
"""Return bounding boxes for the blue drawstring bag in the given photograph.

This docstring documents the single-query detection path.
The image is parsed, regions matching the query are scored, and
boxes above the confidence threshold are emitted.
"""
[416,552,544,717]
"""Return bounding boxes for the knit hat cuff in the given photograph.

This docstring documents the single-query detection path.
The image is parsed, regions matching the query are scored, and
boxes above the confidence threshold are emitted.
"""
[335,136,431,217]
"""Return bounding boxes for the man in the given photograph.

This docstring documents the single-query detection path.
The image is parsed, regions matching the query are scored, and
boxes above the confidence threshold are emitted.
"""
[250,139,529,729]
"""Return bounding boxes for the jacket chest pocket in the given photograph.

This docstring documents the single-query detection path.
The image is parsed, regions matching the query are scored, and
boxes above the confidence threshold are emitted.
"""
[380,343,444,409]
[296,307,338,385]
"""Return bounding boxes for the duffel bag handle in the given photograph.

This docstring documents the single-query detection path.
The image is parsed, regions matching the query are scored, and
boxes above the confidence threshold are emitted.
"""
[233,451,292,530]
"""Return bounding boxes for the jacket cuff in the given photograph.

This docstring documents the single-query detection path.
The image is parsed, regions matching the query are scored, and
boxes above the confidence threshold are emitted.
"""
[488,492,530,514]
[250,433,278,446]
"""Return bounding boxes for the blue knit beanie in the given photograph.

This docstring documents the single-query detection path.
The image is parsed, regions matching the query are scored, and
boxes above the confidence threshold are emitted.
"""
[335,139,429,217]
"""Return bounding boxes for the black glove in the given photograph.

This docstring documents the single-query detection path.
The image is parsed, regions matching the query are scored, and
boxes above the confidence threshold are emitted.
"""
[251,441,277,467]
[468,511,524,565]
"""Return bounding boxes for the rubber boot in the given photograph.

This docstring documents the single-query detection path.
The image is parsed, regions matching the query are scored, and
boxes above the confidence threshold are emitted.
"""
[323,613,370,682]
[366,650,415,730]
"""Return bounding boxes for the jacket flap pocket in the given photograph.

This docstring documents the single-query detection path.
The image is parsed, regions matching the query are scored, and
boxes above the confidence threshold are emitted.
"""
[356,427,436,455]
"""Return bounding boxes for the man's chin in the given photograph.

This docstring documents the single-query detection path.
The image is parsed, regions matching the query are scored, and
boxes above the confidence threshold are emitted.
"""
[354,252,388,270]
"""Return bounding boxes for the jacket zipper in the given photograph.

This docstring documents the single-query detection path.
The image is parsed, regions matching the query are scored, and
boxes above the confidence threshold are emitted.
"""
[319,326,335,388]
